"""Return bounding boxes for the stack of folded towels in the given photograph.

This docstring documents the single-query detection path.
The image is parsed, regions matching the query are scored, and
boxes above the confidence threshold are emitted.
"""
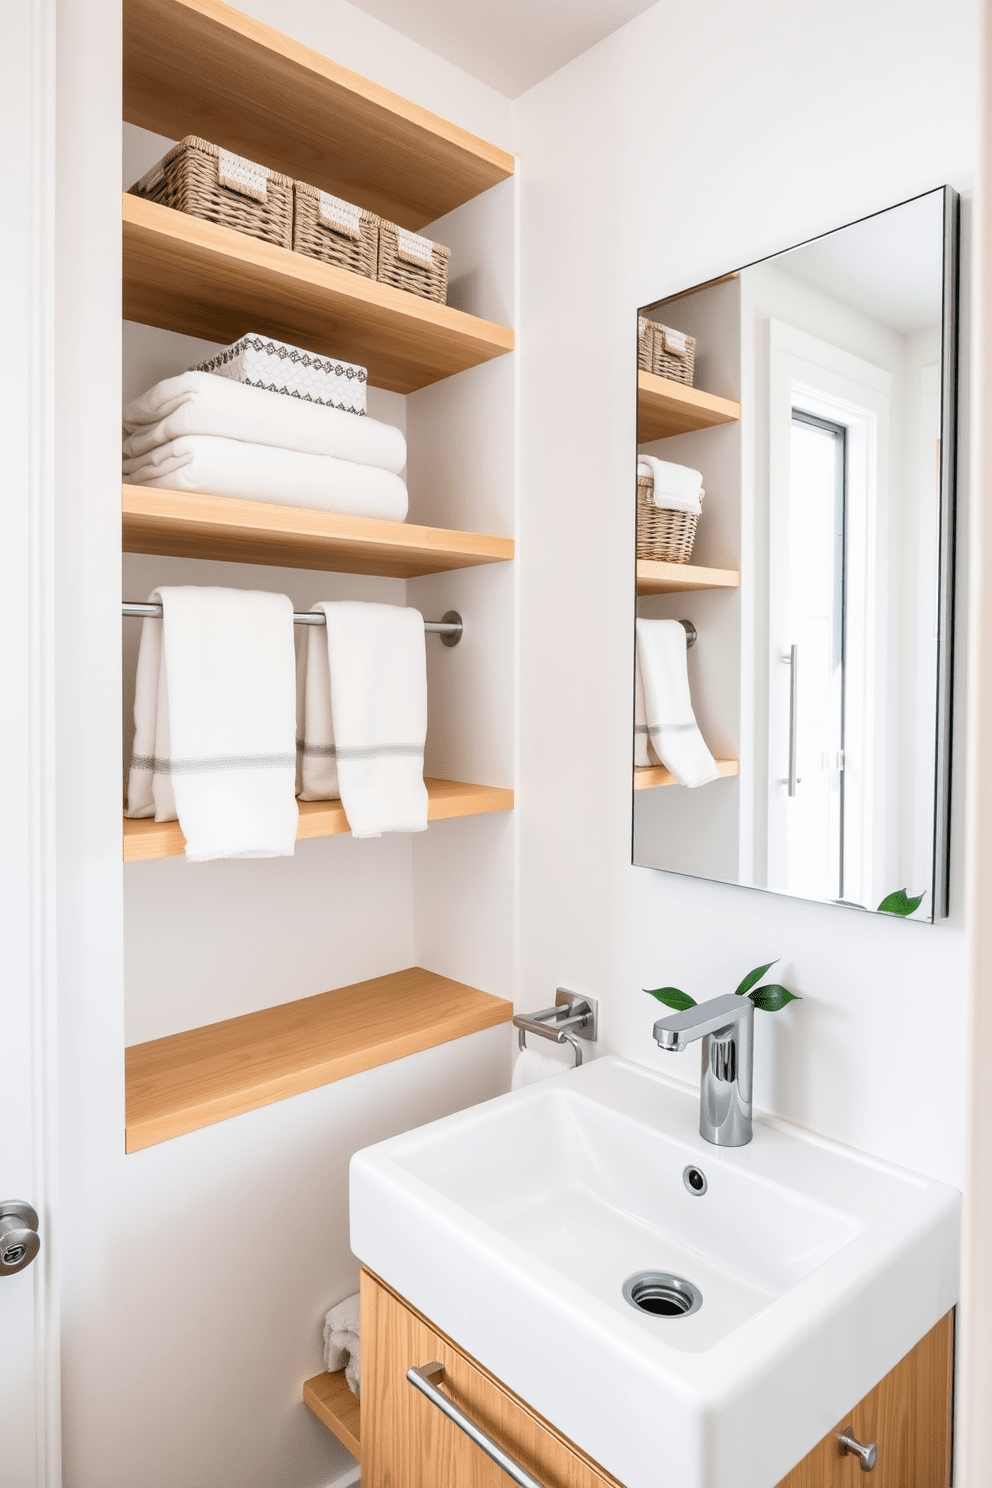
[122,333,408,522]
[125,588,428,861]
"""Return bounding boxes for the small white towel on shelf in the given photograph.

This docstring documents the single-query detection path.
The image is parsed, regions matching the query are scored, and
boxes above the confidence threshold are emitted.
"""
[125,586,299,861]
[637,456,703,515]
[324,1293,361,1399]
[302,602,428,837]
[511,1045,575,1089]
[123,436,409,522]
[635,618,720,788]
[122,373,406,471]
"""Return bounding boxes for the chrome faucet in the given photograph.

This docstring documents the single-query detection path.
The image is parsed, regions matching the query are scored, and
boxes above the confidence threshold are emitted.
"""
[653,993,753,1146]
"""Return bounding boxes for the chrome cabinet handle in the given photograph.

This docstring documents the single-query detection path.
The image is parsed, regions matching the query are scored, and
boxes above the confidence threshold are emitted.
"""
[786,643,799,796]
[839,1427,877,1471]
[407,1361,546,1488]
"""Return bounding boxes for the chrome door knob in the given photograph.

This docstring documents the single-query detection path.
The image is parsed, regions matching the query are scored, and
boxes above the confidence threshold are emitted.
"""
[0,1202,40,1276]
[839,1427,877,1471]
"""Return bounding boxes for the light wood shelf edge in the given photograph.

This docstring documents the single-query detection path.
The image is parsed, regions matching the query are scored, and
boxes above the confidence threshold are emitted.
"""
[123,195,515,395]
[303,1369,361,1459]
[124,966,513,1151]
[637,370,741,442]
[635,760,739,790]
[122,486,514,576]
[636,559,740,595]
[124,0,513,231]
[124,779,513,862]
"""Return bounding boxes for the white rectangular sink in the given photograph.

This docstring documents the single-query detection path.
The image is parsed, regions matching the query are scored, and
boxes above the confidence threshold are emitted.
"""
[350,1057,959,1488]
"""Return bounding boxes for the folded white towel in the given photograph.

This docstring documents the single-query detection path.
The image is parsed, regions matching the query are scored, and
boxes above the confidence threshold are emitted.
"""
[637,456,703,515]
[511,1045,575,1088]
[123,435,409,522]
[635,618,720,788]
[125,586,299,861]
[324,1292,360,1399]
[305,601,428,838]
[122,372,405,471]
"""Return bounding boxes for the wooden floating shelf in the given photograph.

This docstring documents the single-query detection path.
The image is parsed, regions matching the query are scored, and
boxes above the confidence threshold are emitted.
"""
[303,1370,361,1460]
[123,0,514,232]
[122,486,514,577]
[123,779,514,863]
[637,370,741,443]
[124,966,513,1151]
[636,559,740,596]
[635,760,739,790]
[123,195,514,395]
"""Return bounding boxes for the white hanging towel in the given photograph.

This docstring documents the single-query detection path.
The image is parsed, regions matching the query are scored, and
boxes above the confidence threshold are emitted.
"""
[634,653,659,768]
[125,586,299,861]
[297,618,340,802]
[635,618,721,788]
[304,601,428,837]
[637,456,703,514]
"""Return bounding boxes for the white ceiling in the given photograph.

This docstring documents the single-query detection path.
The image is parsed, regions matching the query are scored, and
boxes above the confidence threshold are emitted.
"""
[344,0,661,97]
[775,191,945,336]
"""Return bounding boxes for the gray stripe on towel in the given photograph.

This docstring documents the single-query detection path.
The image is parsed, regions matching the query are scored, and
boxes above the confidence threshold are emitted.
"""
[142,752,296,776]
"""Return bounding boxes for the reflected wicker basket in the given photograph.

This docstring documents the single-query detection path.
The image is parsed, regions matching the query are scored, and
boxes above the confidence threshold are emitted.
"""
[637,473,703,563]
[637,317,696,386]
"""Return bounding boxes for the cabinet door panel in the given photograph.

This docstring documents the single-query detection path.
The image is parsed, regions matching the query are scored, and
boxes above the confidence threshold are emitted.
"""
[361,1270,620,1488]
[776,1310,954,1488]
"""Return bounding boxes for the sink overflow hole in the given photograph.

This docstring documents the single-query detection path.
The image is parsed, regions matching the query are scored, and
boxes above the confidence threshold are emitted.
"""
[683,1165,707,1195]
[622,1271,702,1318]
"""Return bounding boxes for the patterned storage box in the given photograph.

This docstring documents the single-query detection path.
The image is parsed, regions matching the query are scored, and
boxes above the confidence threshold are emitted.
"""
[129,137,293,250]
[195,333,368,415]
[377,221,450,304]
[293,183,379,279]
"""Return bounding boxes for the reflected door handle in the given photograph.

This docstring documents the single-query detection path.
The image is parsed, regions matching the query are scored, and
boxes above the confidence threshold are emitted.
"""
[0,1202,40,1276]
[408,1362,546,1487]
[784,644,798,796]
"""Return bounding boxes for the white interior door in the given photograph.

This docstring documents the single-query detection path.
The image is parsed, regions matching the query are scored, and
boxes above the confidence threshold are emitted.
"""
[0,1,59,1481]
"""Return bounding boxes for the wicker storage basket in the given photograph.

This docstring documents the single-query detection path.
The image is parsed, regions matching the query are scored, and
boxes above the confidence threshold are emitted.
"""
[377,221,450,304]
[129,137,293,250]
[638,316,655,372]
[651,323,696,386]
[293,183,379,279]
[637,473,703,562]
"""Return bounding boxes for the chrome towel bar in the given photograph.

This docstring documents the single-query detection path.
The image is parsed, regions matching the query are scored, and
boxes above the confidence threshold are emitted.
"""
[122,601,463,646]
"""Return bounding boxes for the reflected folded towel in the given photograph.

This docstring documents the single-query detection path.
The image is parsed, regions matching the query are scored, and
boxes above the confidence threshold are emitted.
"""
[511,1045,574,1088]
[637,456,703,515]
[123,435,409,522]
[122,372,404,471]
[124,586,299,861]
[301,601,429,837]
[324,1292,361,1399]
[635,618,720,788]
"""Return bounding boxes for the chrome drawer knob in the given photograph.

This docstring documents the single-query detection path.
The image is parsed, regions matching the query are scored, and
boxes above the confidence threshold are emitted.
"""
[839,1428,877,1471]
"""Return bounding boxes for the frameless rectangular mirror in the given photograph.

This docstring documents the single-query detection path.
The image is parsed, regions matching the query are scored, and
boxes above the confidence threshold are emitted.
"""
[632,188,958,921]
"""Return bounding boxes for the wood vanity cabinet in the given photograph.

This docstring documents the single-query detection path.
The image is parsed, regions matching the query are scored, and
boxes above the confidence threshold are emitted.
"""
[359,1269,953,1488]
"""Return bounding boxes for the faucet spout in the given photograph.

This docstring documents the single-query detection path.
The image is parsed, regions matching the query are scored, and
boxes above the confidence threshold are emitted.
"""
[653,993,754,1147]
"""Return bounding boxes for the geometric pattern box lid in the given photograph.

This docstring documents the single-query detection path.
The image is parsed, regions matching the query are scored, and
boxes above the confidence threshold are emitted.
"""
[196,333,367,416]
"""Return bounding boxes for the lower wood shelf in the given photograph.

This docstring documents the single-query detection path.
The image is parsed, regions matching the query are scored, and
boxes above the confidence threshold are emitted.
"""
[635,760,739,789]
[123,778,514,862]
[636,558,740,595]
[125,966,513,1151]
[303,1369,361,1461]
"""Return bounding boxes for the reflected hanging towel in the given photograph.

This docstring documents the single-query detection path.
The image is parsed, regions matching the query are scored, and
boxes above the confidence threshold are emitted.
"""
[125,586,299,860]
[303,601,429,837]
[635,618,720,788]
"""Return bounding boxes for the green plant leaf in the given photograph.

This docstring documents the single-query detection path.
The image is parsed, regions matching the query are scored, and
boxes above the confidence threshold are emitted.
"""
[748,984,800,1012]
[644,987,697,1011]
[877,888,926,917]
[734,960,777,997]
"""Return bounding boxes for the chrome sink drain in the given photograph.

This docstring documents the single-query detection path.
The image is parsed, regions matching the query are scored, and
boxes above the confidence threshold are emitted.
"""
[622,1271,702,1317]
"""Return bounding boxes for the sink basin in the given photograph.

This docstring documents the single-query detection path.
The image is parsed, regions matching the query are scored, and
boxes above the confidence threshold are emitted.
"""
[350,1056,960,1488]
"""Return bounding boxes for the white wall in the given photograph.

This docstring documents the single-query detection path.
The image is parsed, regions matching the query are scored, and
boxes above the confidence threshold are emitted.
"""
[514,0,976,1193]
[57,4,516,1486]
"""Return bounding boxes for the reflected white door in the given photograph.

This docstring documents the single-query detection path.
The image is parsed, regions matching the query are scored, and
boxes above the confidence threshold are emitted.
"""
[784,413,847,900]
[0,0,58,1480]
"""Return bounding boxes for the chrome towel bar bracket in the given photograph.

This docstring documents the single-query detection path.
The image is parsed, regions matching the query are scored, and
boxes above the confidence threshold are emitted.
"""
[512,988,598,1068]
[122,601,463,645]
